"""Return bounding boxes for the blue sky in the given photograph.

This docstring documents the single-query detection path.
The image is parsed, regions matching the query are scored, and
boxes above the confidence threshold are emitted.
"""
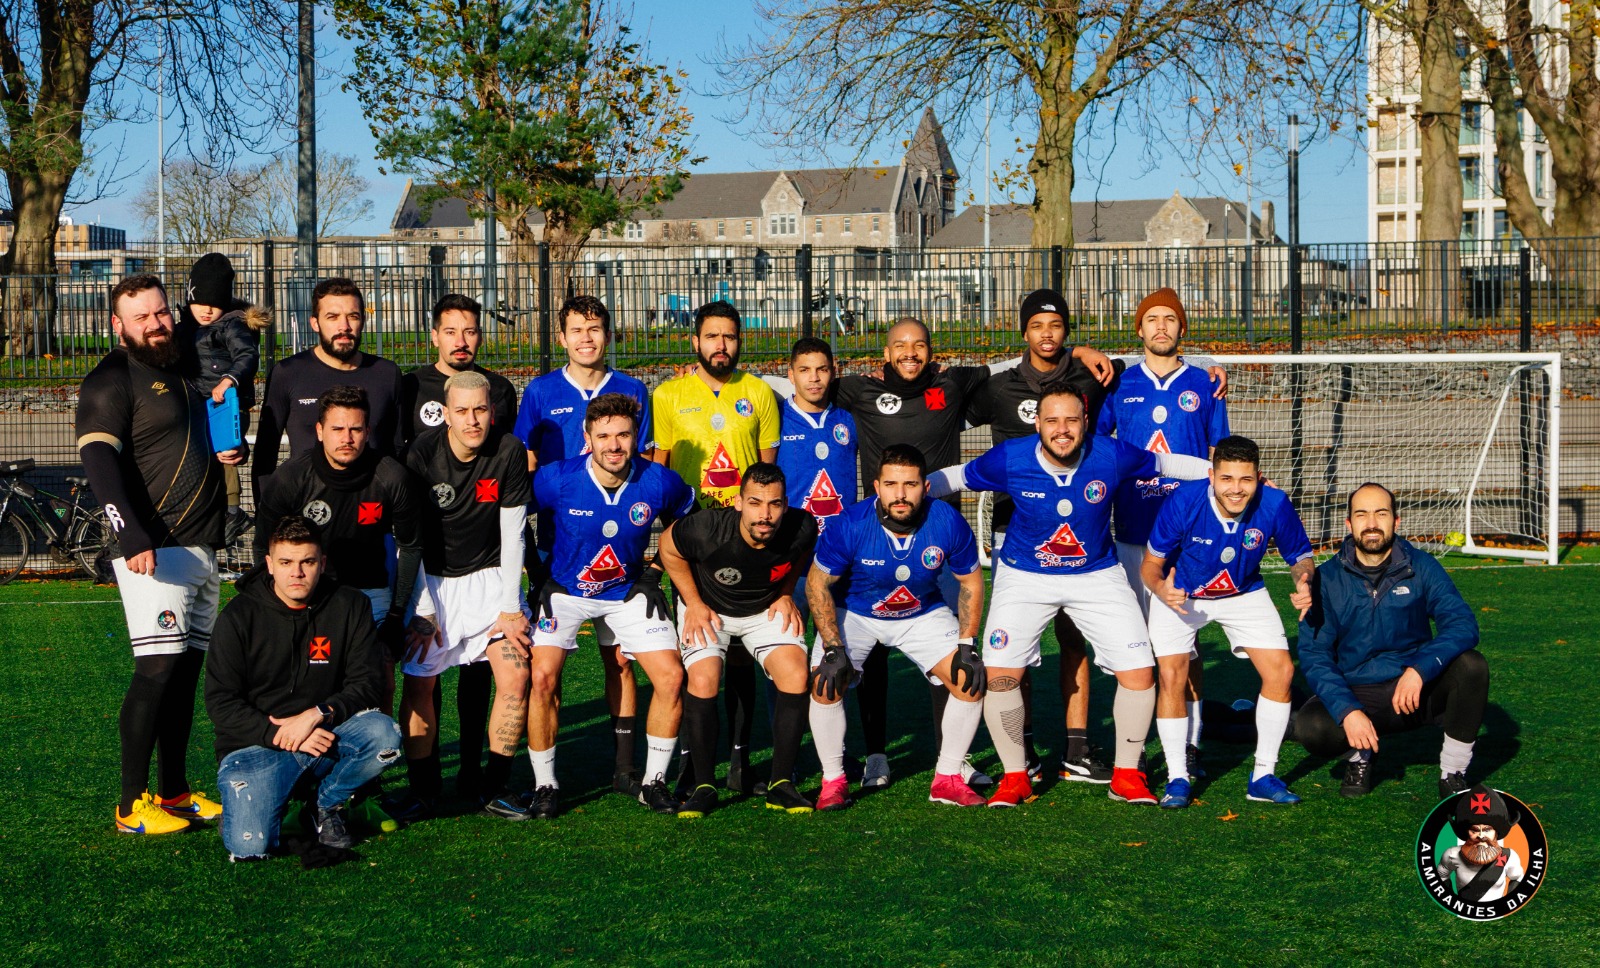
[71,0,1368,244]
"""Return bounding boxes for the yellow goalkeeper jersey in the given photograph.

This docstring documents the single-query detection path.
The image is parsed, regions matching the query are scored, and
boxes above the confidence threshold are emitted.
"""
[652,369,780,509]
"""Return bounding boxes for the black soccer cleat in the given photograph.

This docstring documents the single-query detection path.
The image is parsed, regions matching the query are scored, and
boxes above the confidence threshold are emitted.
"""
[314,804,355,849]
[1185,744,1208,780]
[530,785,560,820]
[1340,756,1374,798]
[725,748,752,796]
[1058,747,1113,784]
[1439,772,1471,800]
[612,770,641,800]
[481,790,533,821]
[764,779,815,814]
[639,779,679,815]
[383,794,435,825]
[678,784,718,819]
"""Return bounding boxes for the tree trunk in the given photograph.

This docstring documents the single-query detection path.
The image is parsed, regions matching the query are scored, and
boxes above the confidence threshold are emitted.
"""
[1,170,70,358]
[1414,5,1464,319]
[1028,86,1078,250]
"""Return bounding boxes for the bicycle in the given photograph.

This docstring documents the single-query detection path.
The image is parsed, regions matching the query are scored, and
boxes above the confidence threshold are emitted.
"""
[0,458,116,585]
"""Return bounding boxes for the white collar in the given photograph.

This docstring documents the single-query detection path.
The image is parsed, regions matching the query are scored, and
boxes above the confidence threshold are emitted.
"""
[1207,488,1241,533]
[562,365,614,398]
[1034,440,1082,485]
[585,458,632,505]
[786,396,833,430]
[1138,359,1191,391]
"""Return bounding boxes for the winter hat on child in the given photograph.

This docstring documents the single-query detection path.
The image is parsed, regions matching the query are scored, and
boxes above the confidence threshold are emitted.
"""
[188,253,235,309]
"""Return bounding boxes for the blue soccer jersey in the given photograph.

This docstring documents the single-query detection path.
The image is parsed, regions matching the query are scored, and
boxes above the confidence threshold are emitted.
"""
[1101,360,1228,545]
[1112,474,1184,548]
[531,455,694,600]
[514,366,655,467]
[1145,479,1313,599]
[776,398,859,531]
[963,434,1160,576]
[812,498,979,620]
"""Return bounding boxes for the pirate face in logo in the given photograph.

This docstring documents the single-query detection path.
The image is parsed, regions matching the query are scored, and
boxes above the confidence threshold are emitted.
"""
[875,393,902,415]
[419,400,447,426]
[1415,784,1548,921]
[1017,398,1039,424]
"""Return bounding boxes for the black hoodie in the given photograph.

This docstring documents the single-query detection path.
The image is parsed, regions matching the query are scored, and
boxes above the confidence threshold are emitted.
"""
[204,564,383,761]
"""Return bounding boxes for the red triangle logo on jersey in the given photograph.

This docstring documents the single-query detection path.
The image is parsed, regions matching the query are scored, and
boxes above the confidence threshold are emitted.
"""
[702,442,742,490]
[872,584,921,615]
[804,469,844,518]
[578,544,627,587]
[1195,569,1240,598]
[357,501,383,525]
[1036,522,1087,559]
[1145,429,1172,454]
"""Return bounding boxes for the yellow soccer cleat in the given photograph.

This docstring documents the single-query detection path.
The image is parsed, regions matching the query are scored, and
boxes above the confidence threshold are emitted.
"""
[157,790,223,822]
[116,795,193,835]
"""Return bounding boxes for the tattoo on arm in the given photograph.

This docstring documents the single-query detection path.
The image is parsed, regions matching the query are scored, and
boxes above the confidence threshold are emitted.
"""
[807,569,843,649]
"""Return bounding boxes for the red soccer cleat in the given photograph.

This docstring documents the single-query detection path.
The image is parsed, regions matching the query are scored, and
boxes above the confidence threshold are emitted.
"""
[1108,768,1158,805]
[928,772,985,807]
[816,776,851,812]
[986,771,1033,808]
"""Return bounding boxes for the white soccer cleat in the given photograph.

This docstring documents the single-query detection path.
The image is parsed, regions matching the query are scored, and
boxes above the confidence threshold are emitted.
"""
[861,753,891,788]
[960,757,992,789]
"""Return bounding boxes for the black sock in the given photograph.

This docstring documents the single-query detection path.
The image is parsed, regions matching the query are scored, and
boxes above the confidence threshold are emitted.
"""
[929,681,950,748]
[725,658,756,757]
[1066,728,1089,762]
[482,752,515,798]
[859,644,888,756]
[1020,668,1037,763]
[407,755,443,801]
[684,695,720,787]
[456,662,492,780]
[118,653,180,812]
[354,778,384,803]
[769,690,808,785]
[613,715,637,773]
[154,648,204,800]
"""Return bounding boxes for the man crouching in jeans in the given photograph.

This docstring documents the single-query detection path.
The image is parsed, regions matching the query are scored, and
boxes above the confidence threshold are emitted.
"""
[205,515,402,858]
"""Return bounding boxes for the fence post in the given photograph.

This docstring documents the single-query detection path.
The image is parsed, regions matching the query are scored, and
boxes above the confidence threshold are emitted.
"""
[1050,245,1064,294]
[538,242,552,374]
[1519,245,1533,352]
[261,241,277,377]
[1440,240,1451,337]
[1242,245,1254,342]
[798,244,814,339]
[1289,242,1303,353]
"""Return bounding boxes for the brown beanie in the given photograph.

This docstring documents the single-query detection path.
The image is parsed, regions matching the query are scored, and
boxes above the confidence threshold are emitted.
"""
[1134,287,1187,333]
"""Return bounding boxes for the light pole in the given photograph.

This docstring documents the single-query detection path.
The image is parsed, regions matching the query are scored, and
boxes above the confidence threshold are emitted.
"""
[156,23,165,274]
[1288,113,1301,353]
[296,0,317,278]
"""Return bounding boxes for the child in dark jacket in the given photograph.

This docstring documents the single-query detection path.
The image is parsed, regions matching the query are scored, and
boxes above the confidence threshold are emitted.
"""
[185,252,270,542]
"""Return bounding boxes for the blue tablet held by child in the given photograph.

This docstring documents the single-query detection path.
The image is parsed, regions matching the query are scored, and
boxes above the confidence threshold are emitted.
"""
[208,385,243,453]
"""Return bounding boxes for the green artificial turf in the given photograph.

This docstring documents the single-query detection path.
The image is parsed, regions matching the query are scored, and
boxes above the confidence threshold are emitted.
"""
[0,554,1595,966]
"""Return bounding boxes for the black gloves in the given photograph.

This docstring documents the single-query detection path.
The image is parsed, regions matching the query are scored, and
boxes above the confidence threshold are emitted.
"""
[624,568,672,623]
[950,637,986,697]
[810,645,857,701]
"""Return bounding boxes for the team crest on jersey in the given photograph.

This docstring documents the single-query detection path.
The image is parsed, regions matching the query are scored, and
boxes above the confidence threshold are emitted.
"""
[875,393,902,415]
[1083,480,1107,504]
[309,636,332,664]
[1195,569,1240,598]
[420,400,446,426]
[536,616,558,634]
[432,483,456,507]
[1017,399,1038,424]
[1178,390,1200,413]
[1243,528,1264,550]
[832,423,850,446]
[770,562,792,583]
[924,388,947,411]
[715,567,742,586]
[302,499,332,526]
[871,585,921,617]
[702,442,742,490]
[577,544,628,596]
[921,546,945,570]
[157,610,178,631]
[357,502,383,526]
[988,629,1009,650]
[1145,430,1173,454]
[475,479,499,503]
[629,502,651,526]
[734,397,753,418]
[1035,522,1088,566]
[804,470,844,519]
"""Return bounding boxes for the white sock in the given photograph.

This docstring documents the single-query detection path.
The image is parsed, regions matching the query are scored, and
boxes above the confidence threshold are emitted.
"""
[1440,736,1475,778]
[982,688,1028,774]
[528,746,558,789]
[1252,696,1293,781]
[936,694,984,776]
[1186,699,1203,747]
[1157,718,1189,783]
[644,734,676,784]
[809,697,848,781]
[1112,684,1157,770]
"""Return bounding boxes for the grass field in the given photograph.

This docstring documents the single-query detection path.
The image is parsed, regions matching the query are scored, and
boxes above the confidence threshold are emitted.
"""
[1,552,1596,966]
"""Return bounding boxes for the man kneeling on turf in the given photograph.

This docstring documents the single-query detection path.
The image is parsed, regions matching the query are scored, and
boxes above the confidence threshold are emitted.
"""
[206,516,402,858]
[1141,435,1314,807]
[659,462,819,817]
[806,444,988,810]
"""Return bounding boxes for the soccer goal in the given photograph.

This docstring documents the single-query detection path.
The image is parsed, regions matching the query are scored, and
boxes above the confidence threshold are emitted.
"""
[973,353,1561,566]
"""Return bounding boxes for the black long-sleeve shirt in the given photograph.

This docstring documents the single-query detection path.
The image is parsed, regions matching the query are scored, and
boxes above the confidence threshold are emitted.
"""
[253,349,404,488]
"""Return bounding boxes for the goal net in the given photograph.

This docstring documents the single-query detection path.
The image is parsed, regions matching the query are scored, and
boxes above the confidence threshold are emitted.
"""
[974,353,1561,565]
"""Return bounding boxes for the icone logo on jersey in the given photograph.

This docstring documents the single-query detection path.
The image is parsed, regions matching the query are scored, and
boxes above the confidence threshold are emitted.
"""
[1178,390,1201,412]
[988,629,1009,650]
[1145,430,1172,454]
[629,502,651,527]
[550,406,574,415]
[832,423,850,446]
[871,585,921,617]
[1242,528,1264,550]
[1035,522,1088,565]
[577,544,628,596]
[357,501,383,525]
[803,470,844,519]
[475,479,499,503]
[419,400,446,426]
[1195,569,1240,598]
[536,616,558,634]
[921,546,944,570]
[1083,480,1108,503]
[734,398,753,418]
[702,442,742,490]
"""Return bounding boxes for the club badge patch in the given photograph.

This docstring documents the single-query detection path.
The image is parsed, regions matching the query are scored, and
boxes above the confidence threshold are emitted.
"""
[833,423,850,446]
[1178,390,1200,412]
[1243,528,1264,550]
[921,546,945,570]
[1083,480,1107,503]
[302,499,332,526]
[1416,786,1546,921]
[420,400,446,426]
[1017,399,1038,424]
[875,393,902,415]
[988,629,1009,650]
[157,610,178,631]
[734,398,753,418]
[629,502,652,526]
[432,483,456,508]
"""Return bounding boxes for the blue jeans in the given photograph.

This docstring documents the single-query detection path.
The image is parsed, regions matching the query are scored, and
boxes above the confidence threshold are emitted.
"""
[217,710,402,859]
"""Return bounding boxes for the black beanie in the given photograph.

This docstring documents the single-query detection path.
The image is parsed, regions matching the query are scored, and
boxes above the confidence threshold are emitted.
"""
[188,252,235,309]
[1019,288,1069,332]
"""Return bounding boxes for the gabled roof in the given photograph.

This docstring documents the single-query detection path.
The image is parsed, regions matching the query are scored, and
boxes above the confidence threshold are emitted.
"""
[930,197,1280,247]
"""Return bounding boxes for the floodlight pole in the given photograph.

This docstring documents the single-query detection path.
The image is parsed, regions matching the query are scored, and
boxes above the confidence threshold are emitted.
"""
[296,0,318,277]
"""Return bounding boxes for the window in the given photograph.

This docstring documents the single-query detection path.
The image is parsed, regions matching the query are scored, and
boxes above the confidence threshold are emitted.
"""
[1494,210,1519,242]
[1534,152,1549,197]
[744,219,753,238]
[1460,104,1483,147]
[1377,162,1405,205]
[1460,210,1479,244]
[716,220,725,238]
[1376,214,1402,243]
[625,221,644,241]
[769,214,797,236]
[1460,157,1482,201]
[1377,111,1402,152]
[872,215,881,234]
[814,218,823,235]
[843,217,852,235]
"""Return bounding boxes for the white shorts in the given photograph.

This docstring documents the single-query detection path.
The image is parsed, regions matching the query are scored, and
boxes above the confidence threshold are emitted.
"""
[810,606,960,684]
[1147,587,1290,659]
[532,592,677,658]
[1116,541,1153,617]
[681,609,806,674]
[112,546,220,657]
[405,568,529,678]
[981,560,1154,674]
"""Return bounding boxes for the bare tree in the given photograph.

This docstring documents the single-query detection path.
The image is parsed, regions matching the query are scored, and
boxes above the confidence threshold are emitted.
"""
[717,0,1353,249]
[246,153,374,238]
[130,160,267,245]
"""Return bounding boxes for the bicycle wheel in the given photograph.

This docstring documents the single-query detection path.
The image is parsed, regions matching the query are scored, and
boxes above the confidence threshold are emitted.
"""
[0,514,33,586]
[72,509,117,583]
